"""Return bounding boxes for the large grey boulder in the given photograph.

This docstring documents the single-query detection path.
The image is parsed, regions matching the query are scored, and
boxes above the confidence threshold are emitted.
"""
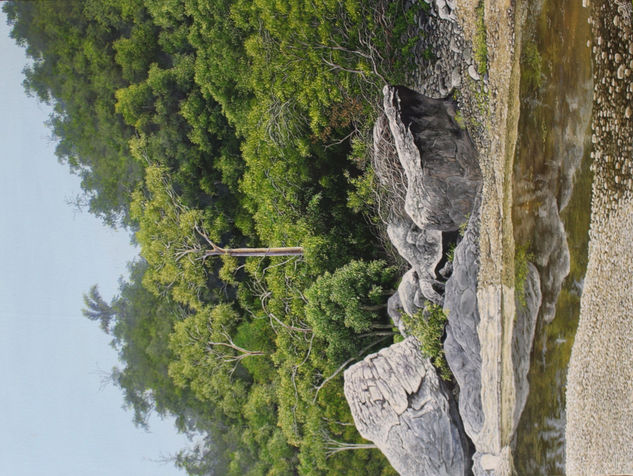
[383,85,481,232]
[387,266,440,336]
[387,217,444,305]
[358,85,546,475]
[376,85,482,311]
[443,202,484,440]
[344,337,471,476]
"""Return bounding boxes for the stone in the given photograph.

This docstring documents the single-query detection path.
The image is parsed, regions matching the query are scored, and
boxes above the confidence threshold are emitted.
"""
[344,337,472,476]
[439,260,453,279]
[396,268,424,317]
[468,64,481,81]
[438,5,454,21]
[450,36,462,54]
[443,198,541,472]
[387,216,444,305]
[365,86,492,474]
[383,86,482,232]
[452,66,462,88]
[444,202,484,438]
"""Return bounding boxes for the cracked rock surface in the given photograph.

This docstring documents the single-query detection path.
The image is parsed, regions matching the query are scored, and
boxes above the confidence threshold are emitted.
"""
[387,217,444,307]
[443,200,484,440]
[344,337,471,476]
[384,85,481,232]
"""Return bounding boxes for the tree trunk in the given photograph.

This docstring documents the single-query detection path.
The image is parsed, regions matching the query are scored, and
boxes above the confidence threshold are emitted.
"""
[360,303,388,312]
[204,246,304,257]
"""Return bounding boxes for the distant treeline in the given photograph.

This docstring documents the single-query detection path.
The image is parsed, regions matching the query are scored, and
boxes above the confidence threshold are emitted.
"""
[4,0,424,474]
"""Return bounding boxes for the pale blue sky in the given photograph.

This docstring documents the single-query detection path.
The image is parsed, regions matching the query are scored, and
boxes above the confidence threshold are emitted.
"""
[0,13,189,476]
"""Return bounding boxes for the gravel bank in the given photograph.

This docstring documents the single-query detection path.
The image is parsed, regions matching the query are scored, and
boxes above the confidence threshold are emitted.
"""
[565,0,633,473]
[566,200,633,475]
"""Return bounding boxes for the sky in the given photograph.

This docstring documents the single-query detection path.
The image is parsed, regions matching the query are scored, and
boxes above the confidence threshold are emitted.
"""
[0,12,190,476]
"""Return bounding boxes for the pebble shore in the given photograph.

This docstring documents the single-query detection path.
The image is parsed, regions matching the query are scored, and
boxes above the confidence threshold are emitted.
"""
[565,0,633,474]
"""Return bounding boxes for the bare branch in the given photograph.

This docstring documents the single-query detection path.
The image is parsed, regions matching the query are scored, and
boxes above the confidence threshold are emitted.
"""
[312,336,391,404]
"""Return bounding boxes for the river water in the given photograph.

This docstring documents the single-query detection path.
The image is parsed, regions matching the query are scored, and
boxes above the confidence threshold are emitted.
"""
[510,0,594,474]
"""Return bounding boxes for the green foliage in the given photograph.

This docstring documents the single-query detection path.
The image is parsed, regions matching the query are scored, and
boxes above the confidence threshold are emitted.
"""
[446,243,456,263]
[82,285,115,333]
[4,0,143,226]
[474,0,488,75]
[422,46,435,62]
[458,213,470,237]
[346,167,376,216]
[6,0,430,473]
[402,304,452,381]
[169,304,252,415]
[305,260,397,362]
[515,244,534,308]
[454,110,466,130]
[130,165,210,310]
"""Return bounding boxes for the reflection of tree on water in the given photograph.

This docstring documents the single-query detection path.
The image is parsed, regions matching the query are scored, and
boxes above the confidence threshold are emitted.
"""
[511,0,593,473]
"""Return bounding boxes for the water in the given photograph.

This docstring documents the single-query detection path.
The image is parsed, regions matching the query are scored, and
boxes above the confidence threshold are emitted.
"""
[511,0,594,474]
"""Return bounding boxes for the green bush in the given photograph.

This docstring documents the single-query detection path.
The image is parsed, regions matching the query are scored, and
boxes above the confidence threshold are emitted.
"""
[305,260,398,362]
[446,243,456,263]
[402,303,452,381]
[515,244,534,308]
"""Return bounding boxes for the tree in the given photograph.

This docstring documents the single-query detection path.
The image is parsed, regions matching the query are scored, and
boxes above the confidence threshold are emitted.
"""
[305,260,397,362]
[168,304,253,417]
[4,0,144,227]
[131,164,303,309]
[304,259,398,411]
[82,285,115,333]
[82,260,235,474]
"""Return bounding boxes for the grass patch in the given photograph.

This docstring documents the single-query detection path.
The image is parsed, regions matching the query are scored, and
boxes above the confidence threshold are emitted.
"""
[454,110,466,129]
[402,303,452,380]
[515,244,534,308]
[458,213,470,236]
[474,0,488,75]
[464,75,490,132]
[422,45,435,62]
[446,243,456,263]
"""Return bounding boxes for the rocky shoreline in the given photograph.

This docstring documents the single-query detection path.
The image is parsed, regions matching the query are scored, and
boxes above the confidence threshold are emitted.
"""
[343,0,537,473]
[343,0,633,474]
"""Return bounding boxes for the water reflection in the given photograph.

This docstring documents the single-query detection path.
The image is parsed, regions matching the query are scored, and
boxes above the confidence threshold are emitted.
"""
[511,0,593,473]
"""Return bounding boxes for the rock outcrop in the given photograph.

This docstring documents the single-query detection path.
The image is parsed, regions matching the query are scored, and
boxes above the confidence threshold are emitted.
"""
[377,85,481,317]
[345,83,543,475]
[444,199,541,475]
[387,217,444,306]
[383,86,481,232]
[349,84,483,474]
[344,337,471,476]
[443,200,484,440]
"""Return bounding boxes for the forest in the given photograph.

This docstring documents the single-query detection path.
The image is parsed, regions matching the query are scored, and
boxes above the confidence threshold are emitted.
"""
[4,0,428,474]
